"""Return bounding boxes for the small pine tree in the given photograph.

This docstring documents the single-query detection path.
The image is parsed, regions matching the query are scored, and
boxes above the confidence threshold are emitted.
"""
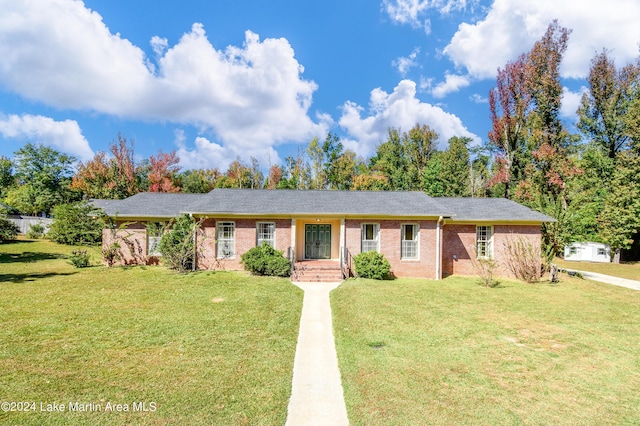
[48,202,102,245]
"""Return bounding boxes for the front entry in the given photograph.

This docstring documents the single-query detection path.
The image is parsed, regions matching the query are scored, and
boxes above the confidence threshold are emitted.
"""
[305,224,331,259]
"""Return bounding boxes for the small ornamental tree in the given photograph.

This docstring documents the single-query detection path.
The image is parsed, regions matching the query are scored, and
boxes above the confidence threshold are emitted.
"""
[502,236,543,283]
[158,214,201,272]
[241,242,291,277]
[48,201,103,245]
[353,251,391,280]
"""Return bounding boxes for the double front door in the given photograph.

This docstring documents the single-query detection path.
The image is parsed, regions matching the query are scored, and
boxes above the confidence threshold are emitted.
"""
[305,224,331,259]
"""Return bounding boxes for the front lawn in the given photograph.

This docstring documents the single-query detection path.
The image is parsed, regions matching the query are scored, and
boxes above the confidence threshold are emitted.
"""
[333,277,640,425]
[0,239,303,425]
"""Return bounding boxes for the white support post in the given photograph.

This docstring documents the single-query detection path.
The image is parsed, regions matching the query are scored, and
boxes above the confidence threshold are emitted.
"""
[291,219,297,261]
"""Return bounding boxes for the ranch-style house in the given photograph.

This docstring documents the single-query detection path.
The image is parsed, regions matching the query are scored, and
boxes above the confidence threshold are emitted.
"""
[93,189,554,281]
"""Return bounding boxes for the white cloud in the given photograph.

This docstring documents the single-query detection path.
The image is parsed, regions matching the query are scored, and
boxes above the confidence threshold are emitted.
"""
[150,36,168,57]
[0,0,327,160]
[0,114,93,161]
[175,133,233,171]
[469,93,488,104]
[338,79,480,157]
[444,0,640,80]
[431,73,471,98]
[392,48,421,76]
[561,86,587,119]
[174,130,282,171]
[383,0,473,32]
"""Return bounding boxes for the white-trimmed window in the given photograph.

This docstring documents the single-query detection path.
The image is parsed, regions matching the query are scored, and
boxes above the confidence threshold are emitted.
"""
[217,221,235,258]
[257,222,275,247]
[476,225,493,258]
[361,223,380,253]
[401,224,419,260]
[147,222,163,256]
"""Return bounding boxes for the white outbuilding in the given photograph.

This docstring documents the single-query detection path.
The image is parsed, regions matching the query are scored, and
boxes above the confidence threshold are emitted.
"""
[564,242,611,263]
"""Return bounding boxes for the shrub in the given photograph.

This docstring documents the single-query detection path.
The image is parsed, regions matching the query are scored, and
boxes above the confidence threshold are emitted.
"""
[48,201,103,245]
[69,250,91,268]
[502,236,543,283]
[0,217,19,243]
[102,242,121,267]
[241,243,291,277]
[353,251,391,280]
[473,257,499,288]
[158,215,200,272]
[26,223,45,239]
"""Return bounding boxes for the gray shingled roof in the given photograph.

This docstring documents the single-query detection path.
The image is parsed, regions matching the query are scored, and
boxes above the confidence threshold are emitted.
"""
[91,193,204,218]
[91,190,555,222]
[434,197,556,222]
[186,189,450,217]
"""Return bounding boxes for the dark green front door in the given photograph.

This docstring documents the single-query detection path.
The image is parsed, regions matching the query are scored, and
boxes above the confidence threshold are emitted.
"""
[305,224,331,259]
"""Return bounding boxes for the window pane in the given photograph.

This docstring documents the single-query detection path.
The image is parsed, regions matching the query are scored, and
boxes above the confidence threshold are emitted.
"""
[404,225,413,241]
[257,222,275,247]
[401,241,417,259]
[401,224,418,259]
[148,236,162,256]
[476,226,492,258]
[361,224,379,252]
[365,224,374,240]
[217,222,235,258]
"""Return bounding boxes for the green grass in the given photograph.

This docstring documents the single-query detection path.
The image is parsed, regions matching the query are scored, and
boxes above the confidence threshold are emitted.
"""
[333,276,640,425]
[0,239,303,425]
[554,257,640,281]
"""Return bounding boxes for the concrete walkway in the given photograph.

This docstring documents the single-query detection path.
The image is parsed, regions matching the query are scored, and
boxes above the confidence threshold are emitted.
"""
[566,269,640,291]
[286,281,349,426]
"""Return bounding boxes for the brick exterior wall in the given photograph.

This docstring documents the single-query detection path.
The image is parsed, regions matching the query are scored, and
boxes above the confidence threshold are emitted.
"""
[102,218,542,279]
[103,221,150,266]
[442,223,542,277]
[345,219,438,278]
[198,218,292,270]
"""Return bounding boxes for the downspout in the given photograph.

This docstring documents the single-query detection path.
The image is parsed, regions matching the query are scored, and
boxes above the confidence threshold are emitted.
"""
[190,213,196,272]
[436,216,443,280]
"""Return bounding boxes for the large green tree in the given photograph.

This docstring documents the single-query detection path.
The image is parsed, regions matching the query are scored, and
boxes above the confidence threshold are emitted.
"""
[322,132,346,190]
[306,137,326,189]
[577,50,640,158]
[370,124,438,190]
[0,156,13,199]
[598,151,640,262]
[7,143,77,215]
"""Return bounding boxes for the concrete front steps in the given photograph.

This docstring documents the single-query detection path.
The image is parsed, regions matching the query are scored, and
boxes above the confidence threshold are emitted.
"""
[292,260,344,282]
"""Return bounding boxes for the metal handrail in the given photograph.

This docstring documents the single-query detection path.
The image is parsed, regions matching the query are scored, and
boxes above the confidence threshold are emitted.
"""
[340,246,353,279]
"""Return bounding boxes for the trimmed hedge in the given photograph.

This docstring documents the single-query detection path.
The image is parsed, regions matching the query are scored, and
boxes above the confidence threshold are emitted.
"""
[241,243,291,277]
[353,251,391,280]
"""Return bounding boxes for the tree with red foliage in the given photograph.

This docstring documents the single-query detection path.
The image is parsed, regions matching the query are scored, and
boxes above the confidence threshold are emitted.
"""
[488,53,531,199]
[148,150,181,192]
[265,165,283,189]
[72,134,140,199]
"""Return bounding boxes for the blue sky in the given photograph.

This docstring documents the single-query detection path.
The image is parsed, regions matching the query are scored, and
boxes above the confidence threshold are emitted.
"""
[0,0,639,171]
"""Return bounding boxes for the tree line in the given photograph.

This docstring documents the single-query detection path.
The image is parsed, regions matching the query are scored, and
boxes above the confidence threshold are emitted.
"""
[0,20,639,261]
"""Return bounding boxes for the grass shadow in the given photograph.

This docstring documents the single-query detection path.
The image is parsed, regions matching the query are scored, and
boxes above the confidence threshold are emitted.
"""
[0,239,36,244]
[0,271,77,284]
[0,252,66,264]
